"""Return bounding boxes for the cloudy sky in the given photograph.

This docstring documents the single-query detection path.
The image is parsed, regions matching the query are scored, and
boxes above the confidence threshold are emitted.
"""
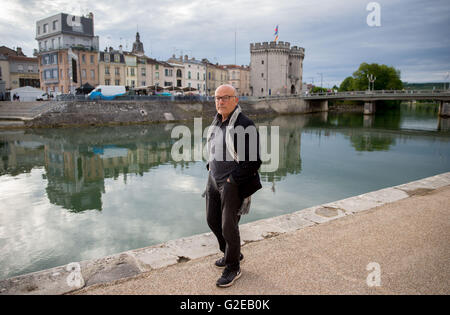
[1,0,449,87]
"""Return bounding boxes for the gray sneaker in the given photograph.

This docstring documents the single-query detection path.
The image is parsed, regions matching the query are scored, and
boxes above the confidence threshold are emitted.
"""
[215,253,244,268]
[216,267,242,288]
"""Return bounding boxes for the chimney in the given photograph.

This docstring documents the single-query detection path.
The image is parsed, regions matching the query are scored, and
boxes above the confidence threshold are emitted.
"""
[16,47,23,56]
[184,55,188,61]
[109,46,113,52]
[119,45,123,53]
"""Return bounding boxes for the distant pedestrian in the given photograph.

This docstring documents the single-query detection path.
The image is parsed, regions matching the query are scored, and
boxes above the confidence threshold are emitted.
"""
[204,84,262,288]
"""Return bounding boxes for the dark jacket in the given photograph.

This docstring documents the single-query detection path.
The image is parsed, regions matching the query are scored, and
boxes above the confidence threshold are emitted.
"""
[207,111,262,199]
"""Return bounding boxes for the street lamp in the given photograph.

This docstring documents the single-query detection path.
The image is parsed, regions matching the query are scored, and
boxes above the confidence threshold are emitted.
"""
[367,74,376,91]
[445,72,449,90]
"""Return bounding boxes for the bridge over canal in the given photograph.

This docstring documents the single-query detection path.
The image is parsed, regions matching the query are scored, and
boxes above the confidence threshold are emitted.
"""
[301,89,450,116]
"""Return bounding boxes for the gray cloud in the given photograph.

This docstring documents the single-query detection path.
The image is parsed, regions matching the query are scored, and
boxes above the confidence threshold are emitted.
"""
[1,0,449,86]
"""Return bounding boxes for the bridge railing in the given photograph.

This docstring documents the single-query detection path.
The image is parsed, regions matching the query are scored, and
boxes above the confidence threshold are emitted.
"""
[305,89,450,98]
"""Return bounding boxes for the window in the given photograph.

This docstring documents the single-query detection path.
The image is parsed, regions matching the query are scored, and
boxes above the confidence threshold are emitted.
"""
[115,67,120,75]
[142,81,146,86]
[105,66,110,74]
[141,67,146,76]
[105,79,110,85]
[188,71,191,79]
[261,73,264,78]
[82,69,86,78]
[262,60,264,64]
[60,69,63,79]
[53,20,58,30]
[58,37,61,49]
[90,55,94,64]
[115,79,120,85]
[155,72,159,80]
[130,68,135,76]
[114,54,120,63]
[82,54,86,64]
[52,69,58,79]
[18,65,24,72]
[91,70,95,80]
[43,24,48,33]
[155,64,159,70]
[51,39,55,49]
[197,72,199,80]
[104,53,110,63]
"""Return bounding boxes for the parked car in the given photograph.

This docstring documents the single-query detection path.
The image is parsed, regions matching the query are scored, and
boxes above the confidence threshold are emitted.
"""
[36,93,49,101]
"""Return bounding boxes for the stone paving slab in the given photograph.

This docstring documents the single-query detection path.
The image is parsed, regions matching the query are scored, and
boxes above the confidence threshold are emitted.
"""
[1,172,449,295]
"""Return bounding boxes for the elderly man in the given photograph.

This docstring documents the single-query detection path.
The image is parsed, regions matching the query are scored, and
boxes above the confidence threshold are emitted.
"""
[205,84,262,287]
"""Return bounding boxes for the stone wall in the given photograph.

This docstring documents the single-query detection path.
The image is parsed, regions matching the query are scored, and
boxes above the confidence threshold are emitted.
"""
[22,97,329,128]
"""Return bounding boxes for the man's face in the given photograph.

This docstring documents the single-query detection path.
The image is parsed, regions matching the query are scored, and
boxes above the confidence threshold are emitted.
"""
[215,86,238,119]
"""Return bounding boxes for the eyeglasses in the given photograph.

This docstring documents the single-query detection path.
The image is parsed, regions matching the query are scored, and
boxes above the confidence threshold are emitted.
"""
[215,95,235,102]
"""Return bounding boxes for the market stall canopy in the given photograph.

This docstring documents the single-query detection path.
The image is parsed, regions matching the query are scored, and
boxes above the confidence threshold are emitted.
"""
[163,86,182,91]
[76,83,95,95]
[9,86,46,101]
[147,85,164,91]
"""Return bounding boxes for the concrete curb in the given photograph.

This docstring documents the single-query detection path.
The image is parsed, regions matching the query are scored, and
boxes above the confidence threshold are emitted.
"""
[1,172,449,295]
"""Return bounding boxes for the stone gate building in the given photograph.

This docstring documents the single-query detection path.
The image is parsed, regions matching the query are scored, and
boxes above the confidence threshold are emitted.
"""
[250,41,305,97]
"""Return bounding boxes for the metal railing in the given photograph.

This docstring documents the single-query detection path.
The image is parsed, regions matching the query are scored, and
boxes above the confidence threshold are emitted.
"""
[52,90,450,103]
[304,89,450,98]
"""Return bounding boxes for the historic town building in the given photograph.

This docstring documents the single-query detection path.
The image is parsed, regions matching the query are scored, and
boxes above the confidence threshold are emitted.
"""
[99,47,126,86]
[223,64,251,96]
[35,12,99,94]
[0,46,40,91]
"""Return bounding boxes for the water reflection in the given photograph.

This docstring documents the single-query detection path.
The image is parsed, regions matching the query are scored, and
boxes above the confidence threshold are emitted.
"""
[0,106,448,214]
[1,105,450,280]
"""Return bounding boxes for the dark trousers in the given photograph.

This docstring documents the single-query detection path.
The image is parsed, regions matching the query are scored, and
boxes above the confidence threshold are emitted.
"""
[206,173,242,271]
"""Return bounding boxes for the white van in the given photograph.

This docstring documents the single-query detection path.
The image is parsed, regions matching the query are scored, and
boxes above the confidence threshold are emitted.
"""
[88,85,126,100]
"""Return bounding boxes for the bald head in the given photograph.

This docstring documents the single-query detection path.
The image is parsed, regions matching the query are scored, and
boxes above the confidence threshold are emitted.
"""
[215,84,237,97]
[215,84,239,122]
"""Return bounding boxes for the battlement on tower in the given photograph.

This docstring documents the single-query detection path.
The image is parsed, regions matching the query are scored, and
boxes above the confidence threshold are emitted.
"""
[250,41,305,56]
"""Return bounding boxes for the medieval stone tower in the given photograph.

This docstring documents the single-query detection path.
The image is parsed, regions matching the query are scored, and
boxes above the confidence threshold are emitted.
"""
[250,41,305,97]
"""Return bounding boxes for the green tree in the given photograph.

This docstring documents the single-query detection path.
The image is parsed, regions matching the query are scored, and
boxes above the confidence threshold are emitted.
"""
[339,76,355,91]
[339,63,403,91]
[311,86,328,93]
[352,63,403,91]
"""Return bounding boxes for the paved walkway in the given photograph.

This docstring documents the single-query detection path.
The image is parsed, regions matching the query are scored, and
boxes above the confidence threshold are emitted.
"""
[73,185,450,295]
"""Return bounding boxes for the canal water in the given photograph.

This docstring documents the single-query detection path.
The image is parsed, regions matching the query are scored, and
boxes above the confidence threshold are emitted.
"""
[1,104,449,280]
